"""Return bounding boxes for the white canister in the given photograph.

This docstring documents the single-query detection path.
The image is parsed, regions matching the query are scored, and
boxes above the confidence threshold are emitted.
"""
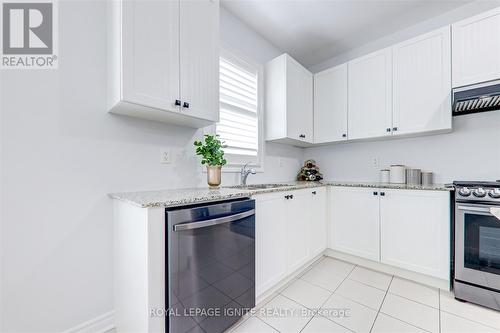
[390,165,406,184]
[380,169,390,183]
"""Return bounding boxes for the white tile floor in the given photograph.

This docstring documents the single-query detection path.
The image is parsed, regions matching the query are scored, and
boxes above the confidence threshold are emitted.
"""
[229,256,500,333]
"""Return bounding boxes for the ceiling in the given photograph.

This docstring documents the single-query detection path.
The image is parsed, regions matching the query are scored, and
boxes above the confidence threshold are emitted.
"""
[221,0,471,67]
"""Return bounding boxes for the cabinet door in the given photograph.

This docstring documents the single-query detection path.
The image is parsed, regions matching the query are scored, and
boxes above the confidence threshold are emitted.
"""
[348,48,393,140]
[380,190,450,280]
[121,0,180,112]
[285,190,311,273]
[255,193,287,297]
[452,7,500,87]
[309,188,328,258]
[330,187,380,261]
[314,64,348,143]
[286,56,313,143]
[180,0,219,122]
[393,27,451,135]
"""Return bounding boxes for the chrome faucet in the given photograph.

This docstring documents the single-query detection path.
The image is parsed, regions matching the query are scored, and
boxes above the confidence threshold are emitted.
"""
[240,162,256,186]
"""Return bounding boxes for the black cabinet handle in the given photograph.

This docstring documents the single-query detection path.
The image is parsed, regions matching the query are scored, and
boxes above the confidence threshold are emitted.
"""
[392,127,398,131]
[289,194,294,199]
[380,192,385,196]
[386,128,391,132]
[312,191,317,195]
[174,99,181,106]
[342,134,347,138]
[183,102,190,108]
[373,191,378,196]
[299,134,306,139]
[285,195,290,199]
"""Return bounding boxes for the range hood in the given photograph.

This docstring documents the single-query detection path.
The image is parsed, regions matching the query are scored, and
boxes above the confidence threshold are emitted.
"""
[452,79,500,116]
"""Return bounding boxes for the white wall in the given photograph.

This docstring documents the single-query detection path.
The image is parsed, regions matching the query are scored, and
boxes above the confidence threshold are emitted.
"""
[305,2,500,184]
[305,110,500,184]
[0,2,301,332]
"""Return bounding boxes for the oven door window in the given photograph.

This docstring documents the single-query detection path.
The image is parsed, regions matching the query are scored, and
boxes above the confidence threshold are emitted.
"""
[464,212,500,275]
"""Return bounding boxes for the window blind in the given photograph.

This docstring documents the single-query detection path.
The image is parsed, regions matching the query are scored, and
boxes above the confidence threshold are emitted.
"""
[217,56,259,158]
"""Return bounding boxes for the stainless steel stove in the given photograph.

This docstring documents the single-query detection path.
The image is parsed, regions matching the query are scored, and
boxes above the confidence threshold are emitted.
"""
[453,180,500,310]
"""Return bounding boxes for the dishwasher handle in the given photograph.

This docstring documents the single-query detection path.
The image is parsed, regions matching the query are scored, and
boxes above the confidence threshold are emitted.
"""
[174,209,255,231]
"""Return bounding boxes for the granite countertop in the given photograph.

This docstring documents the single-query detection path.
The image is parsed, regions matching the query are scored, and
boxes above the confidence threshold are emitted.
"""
[109,187,253,208]
[109,181,452,208]
[326,181,453,192]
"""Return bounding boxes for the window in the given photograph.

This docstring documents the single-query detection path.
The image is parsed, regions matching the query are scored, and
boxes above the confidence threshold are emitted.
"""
[216,49,263,169]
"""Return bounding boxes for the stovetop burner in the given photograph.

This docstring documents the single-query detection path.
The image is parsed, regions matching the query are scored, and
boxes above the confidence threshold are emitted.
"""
[453,180,500,202]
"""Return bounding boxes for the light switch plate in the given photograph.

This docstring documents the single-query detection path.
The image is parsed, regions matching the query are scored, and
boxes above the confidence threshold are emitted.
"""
[160,149,172,164]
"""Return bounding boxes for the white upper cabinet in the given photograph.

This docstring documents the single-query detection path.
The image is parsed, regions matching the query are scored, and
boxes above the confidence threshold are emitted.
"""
[265,54,313,146]
[179,0,219,122]
[108,0,219,128]
[348,48,393,140]
[314,64,348,143]
[392,27,452,136]
[452,7,500,88]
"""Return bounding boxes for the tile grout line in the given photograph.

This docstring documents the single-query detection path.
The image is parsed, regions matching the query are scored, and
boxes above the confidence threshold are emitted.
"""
[438,306,500,331]
[347,276,391,293]
[286,264,358,332]
[385,290,440,310]
[258,256,334,333]
[299,267,356,333]
[378,293,440,333]
[369,275,393,333]
[438,290,441,333]
[298,314,315,333]
[378,312,434,333]
[312,264,365,331]
[255,316,281,333]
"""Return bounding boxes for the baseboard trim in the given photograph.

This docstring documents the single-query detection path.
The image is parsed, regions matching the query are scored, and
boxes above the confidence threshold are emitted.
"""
[325,249,451,290]
[256,251,326,305]
[62,311,114,333]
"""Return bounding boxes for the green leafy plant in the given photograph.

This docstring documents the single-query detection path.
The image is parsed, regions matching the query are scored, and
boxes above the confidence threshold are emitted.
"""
[194,134,227,166]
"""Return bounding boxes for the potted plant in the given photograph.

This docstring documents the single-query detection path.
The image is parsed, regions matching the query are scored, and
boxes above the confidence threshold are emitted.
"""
[194,134,227,188]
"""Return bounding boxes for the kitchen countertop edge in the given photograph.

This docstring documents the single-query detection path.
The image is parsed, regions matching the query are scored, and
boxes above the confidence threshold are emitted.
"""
[109,181,452,208]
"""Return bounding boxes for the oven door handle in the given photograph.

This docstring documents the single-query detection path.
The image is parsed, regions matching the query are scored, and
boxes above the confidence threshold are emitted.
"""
[491,207,500,220]
[458,205,500,220]
[173,209,255,231]
[457,205,491,213]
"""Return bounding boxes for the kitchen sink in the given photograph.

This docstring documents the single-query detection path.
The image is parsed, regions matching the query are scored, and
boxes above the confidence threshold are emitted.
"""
[230,184,294,190]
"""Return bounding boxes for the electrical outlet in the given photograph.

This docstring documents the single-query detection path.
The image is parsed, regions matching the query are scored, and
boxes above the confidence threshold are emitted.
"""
[160,149,172,164]
[372,157,379,168]
[279,158,284,167]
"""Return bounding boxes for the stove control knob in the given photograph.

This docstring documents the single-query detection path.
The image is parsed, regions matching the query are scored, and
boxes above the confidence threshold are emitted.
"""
[489,188,500,199]
[458,187,471,196]
[473,188,487,198]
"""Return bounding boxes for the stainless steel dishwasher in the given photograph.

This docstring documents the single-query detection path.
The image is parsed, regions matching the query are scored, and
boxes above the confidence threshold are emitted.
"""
[166,198,255,333]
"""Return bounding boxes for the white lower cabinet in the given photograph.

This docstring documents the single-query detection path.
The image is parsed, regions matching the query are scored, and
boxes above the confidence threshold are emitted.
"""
[309,188,328,257]
[380,189,450,280]
[255,192,287,297]
[330,186,380,261]
[255,187,327,297]
[285,190,311,273]
[330,186,450,281]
